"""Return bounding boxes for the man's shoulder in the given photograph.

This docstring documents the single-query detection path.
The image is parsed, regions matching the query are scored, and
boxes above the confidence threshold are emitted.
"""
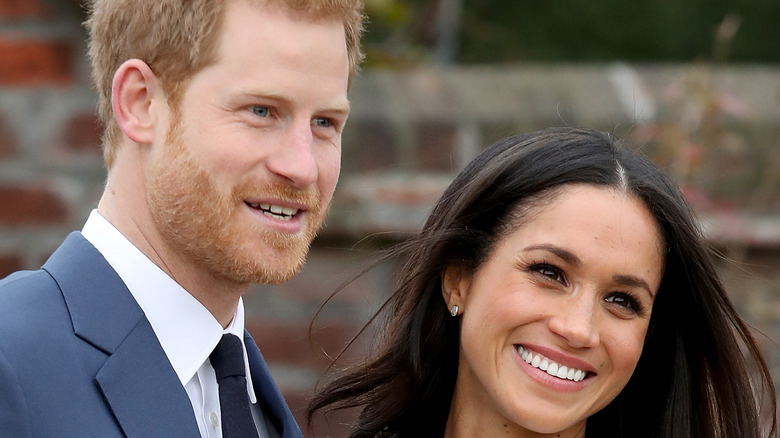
[0,236,81,338]
[0,231,95,308]
[0,267,68,336]
[0,267,60,308]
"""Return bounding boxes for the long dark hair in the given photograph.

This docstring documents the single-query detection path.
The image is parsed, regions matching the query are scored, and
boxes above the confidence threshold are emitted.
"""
[308,127,777,438]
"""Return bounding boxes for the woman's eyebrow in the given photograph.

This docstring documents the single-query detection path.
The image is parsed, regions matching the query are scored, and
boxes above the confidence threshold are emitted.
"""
[614,274,655,300]
[522,244,581,267]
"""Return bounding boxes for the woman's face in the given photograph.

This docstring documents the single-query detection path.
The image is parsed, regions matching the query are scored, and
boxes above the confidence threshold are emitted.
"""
[443,184,664,437]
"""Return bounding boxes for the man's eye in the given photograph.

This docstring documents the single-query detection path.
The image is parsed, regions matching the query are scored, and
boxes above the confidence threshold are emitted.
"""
[313,117,332,128]
[251,106,269,117]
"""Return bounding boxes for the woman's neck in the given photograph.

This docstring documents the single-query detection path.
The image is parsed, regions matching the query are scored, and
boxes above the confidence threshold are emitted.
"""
[442,392,587,438]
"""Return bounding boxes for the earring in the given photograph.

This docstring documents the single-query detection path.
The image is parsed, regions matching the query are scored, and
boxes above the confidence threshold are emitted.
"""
[450,304,459,316]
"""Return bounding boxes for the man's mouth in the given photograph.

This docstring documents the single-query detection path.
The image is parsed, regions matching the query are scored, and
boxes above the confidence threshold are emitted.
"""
[516,345,589,382]
[246,202,300,222]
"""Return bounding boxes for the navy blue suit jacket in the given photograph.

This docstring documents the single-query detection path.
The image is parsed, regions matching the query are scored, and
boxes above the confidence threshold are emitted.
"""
[0,232,303,437]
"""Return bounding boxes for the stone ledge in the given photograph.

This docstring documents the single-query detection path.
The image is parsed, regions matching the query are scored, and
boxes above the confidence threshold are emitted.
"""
[327,173,780,249]
[347,64,780,126]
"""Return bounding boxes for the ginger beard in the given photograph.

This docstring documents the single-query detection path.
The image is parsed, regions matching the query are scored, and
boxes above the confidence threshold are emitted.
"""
[144,109,329,286]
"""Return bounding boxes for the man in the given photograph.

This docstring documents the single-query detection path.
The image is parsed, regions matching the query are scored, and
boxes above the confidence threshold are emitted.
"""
[0,0,364,436]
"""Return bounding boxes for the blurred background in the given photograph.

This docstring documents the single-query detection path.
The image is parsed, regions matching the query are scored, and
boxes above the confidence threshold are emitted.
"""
[0,0,778,435]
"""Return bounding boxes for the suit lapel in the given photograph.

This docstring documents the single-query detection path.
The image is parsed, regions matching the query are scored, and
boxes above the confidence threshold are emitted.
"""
[43,232,199,437]
[97,319,200,437]
[245,331,303,438]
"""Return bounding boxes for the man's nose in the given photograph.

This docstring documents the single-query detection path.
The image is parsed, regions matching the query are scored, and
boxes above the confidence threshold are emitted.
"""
[266,121,318,187]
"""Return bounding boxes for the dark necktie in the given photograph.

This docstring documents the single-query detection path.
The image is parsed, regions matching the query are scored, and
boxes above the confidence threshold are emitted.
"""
[210,334,260,438]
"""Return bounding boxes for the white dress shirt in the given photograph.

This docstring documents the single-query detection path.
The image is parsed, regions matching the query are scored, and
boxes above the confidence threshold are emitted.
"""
[81,210,270,438]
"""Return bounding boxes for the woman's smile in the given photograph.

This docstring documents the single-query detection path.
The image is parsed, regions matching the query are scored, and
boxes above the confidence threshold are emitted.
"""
[516,345,590,383]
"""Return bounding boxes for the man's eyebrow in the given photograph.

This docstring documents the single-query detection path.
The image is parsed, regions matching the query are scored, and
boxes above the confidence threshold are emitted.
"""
[237,89,351,115]
[321,101,351,117]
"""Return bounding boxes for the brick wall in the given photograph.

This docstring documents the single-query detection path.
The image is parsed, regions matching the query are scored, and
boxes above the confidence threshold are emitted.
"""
[1,2,779,435]
[0,0,103,277]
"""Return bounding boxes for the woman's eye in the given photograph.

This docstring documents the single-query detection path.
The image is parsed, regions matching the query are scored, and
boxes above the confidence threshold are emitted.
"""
[605,293,641,314]
[532,264,565,284]
[251,106,269,117]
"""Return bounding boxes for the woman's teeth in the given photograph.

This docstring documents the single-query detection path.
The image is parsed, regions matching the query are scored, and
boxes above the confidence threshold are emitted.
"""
[517,345,587,382]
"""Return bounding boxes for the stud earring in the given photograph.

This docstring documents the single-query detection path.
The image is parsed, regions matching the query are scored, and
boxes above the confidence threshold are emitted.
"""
[450,304,459,317]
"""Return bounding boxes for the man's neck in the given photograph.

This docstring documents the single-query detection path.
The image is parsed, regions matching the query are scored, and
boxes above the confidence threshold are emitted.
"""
[97,173,246,328]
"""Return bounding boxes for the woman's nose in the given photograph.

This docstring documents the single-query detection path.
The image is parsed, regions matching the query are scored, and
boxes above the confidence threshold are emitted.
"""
[547,294,600,349]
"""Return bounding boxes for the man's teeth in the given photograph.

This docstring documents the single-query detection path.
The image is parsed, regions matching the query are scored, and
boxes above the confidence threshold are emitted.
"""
[517,346,587,382]
[247,203,299,221]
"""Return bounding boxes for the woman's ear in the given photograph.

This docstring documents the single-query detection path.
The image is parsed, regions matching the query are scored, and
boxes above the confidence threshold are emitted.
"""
[111,58,161,145]
[442,265,472,310]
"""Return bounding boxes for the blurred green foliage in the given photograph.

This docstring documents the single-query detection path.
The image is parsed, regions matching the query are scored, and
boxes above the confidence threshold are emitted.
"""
[363,0,780,66]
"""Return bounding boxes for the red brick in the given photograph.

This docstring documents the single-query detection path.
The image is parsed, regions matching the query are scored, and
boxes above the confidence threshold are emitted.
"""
[0,0,50,20]
[282,388,358,437]
[0,184,68,225]
[260,247,383,304]
[246,319,363,369]
[63,112,102,154]
[0,113,17,158]
[344,120,397,172]
[416,122,457,171]
[0,38,74,86]
[0,253,23,279]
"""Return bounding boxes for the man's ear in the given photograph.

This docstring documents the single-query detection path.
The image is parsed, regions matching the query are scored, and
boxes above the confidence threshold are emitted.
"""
[441,265,472,310]
[111,59,161,145]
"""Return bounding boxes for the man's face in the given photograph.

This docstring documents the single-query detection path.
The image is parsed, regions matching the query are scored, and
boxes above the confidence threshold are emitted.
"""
[144,0,350,286]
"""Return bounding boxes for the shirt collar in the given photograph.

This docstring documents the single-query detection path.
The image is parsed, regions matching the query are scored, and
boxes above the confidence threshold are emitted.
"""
[81,209,257,403]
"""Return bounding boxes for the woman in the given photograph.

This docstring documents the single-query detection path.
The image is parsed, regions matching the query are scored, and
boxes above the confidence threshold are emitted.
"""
[308,127,777,437]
